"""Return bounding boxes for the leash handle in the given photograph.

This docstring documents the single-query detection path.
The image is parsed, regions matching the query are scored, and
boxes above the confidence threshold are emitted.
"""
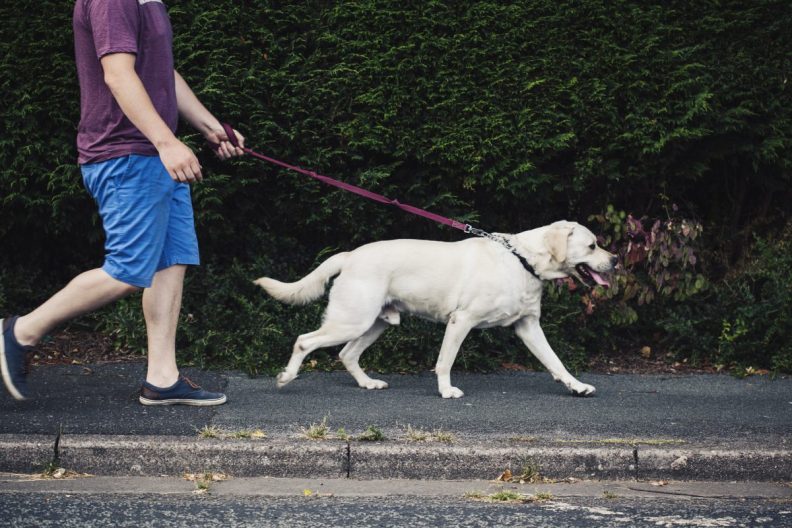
[206,122,245,152]
[221,122,241,149]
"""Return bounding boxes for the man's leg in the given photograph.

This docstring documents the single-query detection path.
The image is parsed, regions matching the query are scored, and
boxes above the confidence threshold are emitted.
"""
[137,263,226,406]
[14,268,139,347]
[142,264,185,388]
[2,268,138,399]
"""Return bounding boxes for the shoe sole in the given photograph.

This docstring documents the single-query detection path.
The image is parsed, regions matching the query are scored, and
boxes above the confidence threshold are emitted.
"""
[139,394,227,406]
[0,318,26,401]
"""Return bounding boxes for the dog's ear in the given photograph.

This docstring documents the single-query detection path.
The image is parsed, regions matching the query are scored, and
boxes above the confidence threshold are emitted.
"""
[544,226,572,263]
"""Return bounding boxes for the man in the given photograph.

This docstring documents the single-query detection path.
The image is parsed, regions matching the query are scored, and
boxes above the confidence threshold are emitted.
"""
[1,0,243,405]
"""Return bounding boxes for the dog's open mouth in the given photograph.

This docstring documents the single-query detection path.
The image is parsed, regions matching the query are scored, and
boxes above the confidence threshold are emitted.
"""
[574,264,611,288]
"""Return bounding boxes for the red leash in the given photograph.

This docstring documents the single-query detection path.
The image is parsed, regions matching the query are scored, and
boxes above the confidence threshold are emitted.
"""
[214,123,471,233]
[211,123,542,278]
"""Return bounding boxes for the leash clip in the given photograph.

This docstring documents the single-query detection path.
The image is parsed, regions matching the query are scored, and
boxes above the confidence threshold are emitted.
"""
[465,225,490,238]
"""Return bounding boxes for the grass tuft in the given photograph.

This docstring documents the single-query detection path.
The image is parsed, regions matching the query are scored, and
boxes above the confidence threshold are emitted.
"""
[302,417,330,440]
[357,425,385,442]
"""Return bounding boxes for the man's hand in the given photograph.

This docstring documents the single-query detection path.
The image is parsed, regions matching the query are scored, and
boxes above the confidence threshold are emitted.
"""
[205,126,245,160]
[157,139,203,183]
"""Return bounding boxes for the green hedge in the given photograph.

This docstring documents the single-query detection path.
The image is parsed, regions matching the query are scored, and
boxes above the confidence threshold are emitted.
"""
[1,1,791,374]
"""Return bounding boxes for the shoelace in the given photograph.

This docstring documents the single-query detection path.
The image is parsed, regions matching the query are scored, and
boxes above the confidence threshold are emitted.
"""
[181,375,200,390]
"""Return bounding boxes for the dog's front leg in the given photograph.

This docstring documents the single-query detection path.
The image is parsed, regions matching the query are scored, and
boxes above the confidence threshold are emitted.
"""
[435,312,474,398]
[514,317,596,396]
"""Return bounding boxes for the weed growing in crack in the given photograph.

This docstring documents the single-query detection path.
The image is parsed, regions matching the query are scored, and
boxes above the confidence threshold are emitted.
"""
[197,425,224,439]
[302,417,330,440]
[185,472,229,495]
[466,490,554,504]
[403,425,454,443]
[336,428,350,441]
[357,425,385,442]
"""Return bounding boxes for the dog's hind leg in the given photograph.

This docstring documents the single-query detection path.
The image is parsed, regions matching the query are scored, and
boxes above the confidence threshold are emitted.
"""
[277,275,386,389]
[276,322,372,388]
[514,317,596,396]
[435,312,474,398]
[339,319,389,389]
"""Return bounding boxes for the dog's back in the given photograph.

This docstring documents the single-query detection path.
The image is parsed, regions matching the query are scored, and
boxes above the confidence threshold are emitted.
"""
[256,237,494,305]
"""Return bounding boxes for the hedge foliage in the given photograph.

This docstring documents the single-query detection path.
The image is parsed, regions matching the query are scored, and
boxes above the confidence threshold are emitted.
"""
[1,1,791,374]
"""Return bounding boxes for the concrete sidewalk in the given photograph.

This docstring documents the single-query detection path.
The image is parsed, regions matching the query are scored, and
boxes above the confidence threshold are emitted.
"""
[1,363,790,481]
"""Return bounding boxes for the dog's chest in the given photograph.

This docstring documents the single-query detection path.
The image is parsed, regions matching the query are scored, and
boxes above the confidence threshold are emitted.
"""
[473,288,543,328]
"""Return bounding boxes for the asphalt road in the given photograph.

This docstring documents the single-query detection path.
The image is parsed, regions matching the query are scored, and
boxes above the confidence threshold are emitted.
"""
[1,492,789,527]
[1,475,790,527]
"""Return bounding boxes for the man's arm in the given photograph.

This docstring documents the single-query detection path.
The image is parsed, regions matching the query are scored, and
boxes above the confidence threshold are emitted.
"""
[101,53,202,182]
[174,70,245,160]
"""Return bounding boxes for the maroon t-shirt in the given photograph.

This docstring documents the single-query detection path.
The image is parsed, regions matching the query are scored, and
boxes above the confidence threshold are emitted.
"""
[73,0,178,164]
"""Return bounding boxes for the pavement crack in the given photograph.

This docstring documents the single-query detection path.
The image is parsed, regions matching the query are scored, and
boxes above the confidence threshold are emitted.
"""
[625,487,732,499]
[345,440,351,478]
[51,423,62,469]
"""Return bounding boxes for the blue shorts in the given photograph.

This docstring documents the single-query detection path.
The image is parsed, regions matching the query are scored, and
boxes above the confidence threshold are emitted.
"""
[81,154,200,288]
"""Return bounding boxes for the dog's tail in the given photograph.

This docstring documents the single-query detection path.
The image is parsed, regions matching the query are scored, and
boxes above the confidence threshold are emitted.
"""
[254,252,349,305]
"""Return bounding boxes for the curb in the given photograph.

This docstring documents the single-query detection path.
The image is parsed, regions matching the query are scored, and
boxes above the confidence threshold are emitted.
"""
[2,434,790,482]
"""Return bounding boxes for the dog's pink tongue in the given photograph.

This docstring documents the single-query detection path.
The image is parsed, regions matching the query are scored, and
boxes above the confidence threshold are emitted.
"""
[589,270,610,288]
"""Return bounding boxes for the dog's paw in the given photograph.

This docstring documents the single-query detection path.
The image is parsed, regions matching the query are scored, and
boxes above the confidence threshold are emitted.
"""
[569,383,596,397]
[361,379,389,390]
[276,371,296,388]
[440,386,464,399]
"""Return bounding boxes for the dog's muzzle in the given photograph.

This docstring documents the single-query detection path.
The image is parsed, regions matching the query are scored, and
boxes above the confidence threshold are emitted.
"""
[574,263,611,288]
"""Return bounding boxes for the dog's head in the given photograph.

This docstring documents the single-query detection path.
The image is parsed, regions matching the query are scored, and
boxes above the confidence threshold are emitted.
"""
[521,221,617,287]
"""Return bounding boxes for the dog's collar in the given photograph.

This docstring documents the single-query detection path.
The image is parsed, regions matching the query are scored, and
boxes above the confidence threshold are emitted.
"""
[466,228,542,280]
[498,238,541,280]
[507,247,541,279]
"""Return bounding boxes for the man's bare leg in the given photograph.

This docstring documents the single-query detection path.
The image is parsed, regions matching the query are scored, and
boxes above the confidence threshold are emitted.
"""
[142,265,185,387]
[13,268,139,346]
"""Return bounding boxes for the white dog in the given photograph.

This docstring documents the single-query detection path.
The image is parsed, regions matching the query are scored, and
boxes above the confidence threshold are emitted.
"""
[255,221,616,398]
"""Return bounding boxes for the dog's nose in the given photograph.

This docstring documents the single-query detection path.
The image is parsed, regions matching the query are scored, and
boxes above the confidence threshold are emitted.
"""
[610,255,618,268]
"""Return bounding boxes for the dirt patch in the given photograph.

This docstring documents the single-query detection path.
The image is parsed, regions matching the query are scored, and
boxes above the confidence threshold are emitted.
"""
[32,329,143,366]
[586,351,721,375]
[30,330,743,377]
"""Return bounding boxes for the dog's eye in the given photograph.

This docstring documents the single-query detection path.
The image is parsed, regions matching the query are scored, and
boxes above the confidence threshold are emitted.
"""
[588,243,596,250]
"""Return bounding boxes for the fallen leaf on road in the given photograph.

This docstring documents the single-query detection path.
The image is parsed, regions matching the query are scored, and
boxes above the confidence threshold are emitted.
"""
[250,429,267,439]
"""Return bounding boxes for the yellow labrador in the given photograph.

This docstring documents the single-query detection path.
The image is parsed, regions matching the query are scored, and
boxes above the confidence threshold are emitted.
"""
[256,221,616,398]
